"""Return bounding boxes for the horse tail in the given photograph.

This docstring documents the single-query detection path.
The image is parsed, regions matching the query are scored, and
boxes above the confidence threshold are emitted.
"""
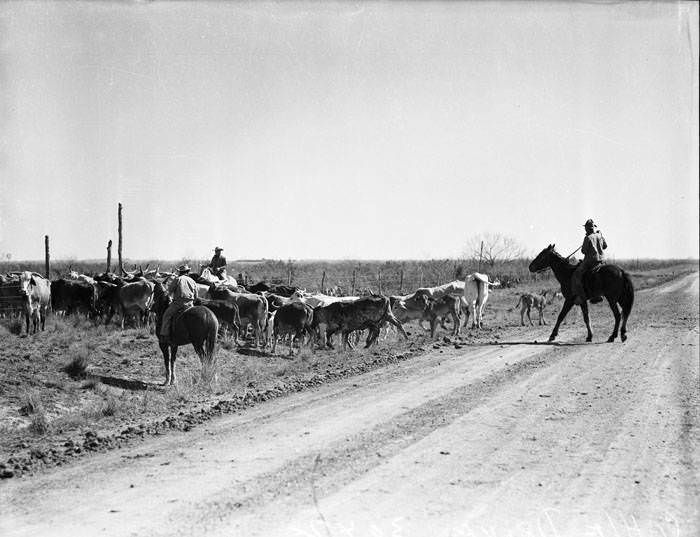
[620,270,634,318]
[205,313,218,362]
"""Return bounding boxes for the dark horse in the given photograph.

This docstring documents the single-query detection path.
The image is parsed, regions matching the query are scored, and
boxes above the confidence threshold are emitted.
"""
[529,244,634,343]
[152,282,219,385]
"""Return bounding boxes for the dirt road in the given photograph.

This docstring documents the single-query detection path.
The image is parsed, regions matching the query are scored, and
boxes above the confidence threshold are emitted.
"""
[2,273,698,537]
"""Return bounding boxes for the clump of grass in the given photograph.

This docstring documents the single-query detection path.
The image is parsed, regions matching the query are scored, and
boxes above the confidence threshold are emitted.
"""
[100,394,119,417]
[19,391,43,416]
[28,409,50,435]
[1,318,23,336]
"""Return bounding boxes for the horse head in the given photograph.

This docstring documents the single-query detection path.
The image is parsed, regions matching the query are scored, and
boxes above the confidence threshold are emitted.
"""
[529,244,556,273]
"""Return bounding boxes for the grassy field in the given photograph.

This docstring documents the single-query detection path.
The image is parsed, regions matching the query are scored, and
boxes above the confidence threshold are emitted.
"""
[0,259,696,478]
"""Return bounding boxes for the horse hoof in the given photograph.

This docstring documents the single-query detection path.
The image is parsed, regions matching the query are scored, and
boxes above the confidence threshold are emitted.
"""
[607,336,615,343]
[621,334,627,342]
[586,336,593,343]
[548,336,556,342]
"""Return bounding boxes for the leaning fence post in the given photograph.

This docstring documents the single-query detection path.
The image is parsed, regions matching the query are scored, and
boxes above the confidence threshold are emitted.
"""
[321,271,326,292]
[44,235,50,279]
[378,269,382,295]
[351,269,356,295]
[106,240,112,273]
[399,269,404,294]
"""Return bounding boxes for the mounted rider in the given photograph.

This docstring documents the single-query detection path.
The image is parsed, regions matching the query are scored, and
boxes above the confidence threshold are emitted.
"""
[160,264,198,344]
[208,247,227,280]
[572,219,607,305]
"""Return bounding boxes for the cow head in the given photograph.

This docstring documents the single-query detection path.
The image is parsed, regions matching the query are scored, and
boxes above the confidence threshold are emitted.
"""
[18,272,35,296]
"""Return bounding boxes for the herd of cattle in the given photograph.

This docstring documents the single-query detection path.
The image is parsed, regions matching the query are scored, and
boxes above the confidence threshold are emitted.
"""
[0,266,555,356]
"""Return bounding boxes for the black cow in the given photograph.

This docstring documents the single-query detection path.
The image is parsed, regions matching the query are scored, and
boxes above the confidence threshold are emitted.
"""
[312,295,407,350]
[51,279,98,317]
[272,302,314,356]
[196,298,242,341]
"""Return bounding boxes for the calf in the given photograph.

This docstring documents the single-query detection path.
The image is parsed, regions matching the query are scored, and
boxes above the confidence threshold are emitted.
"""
[272,302,314,356]
[515,292,548,326]
[18,272,51,334]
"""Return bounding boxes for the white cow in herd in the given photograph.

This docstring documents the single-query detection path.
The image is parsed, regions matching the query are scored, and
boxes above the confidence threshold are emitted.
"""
[464,272,500,329]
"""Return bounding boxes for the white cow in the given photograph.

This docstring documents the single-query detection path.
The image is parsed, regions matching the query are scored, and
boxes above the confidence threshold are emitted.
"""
[464,272,500,329]
[291,291,359,309]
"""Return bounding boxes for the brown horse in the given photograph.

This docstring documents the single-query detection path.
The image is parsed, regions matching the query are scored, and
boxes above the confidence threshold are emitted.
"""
[529,244,634,343]
[152,283,219,385]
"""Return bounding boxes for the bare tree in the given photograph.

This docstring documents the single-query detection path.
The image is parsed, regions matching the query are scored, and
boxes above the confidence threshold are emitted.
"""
[463,232,526,270]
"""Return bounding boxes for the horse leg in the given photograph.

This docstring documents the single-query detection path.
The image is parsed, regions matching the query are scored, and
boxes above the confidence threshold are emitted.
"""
[580,302,593,342]
[160,343,171,385]
[606,297,621,343]
[527,306,533,326]
[288,333,295,357]
[169,346,178,385]
[549,299,575,342]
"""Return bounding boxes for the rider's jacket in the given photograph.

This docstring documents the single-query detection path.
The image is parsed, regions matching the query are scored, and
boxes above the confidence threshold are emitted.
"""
[581,231,607,267]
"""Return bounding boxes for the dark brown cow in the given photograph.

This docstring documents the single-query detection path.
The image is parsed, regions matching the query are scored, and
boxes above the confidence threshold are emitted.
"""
[207,287,268,348]
[272,302,314,356]
[312,295,407,350]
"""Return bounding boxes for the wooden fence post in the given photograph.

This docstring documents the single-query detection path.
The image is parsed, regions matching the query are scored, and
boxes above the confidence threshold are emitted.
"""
[419,268,424,287]
[106,240,112,273]
[287,264,292,285]
[351,269,356,296]
[321,271,326,292]
[399,269,404,294]
[44,235,50,278]
[478,240,484,273]
[378,269,382,295]
[118,203,123,273]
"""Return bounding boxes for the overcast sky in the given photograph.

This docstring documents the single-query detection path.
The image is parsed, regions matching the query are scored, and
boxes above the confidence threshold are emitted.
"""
[1,1,698,262]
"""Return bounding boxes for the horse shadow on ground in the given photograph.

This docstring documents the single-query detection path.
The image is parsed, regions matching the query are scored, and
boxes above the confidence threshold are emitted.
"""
[95,375,157,391]
[484,340,607,347]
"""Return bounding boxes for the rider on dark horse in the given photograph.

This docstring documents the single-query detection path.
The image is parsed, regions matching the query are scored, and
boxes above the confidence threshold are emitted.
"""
[160,264,198,345]
[572,219,607,305]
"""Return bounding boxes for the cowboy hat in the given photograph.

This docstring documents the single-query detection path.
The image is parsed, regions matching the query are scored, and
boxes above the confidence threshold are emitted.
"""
[583,219,596,228]
[214,247,223,252]
[177,264,191,274]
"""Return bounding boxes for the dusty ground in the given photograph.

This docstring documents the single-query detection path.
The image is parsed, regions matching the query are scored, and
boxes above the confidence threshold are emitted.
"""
[1,270,697,536]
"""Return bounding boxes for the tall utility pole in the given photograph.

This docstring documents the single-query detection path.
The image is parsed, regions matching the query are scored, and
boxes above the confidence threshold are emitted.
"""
[118,203,123,273]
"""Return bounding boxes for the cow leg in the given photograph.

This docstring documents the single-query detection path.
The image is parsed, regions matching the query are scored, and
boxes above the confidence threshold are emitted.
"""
[527,306,533,326]
[429,317,438,338]
[365,326,380,348]
[606,297,621,343]
[548,299,575,342]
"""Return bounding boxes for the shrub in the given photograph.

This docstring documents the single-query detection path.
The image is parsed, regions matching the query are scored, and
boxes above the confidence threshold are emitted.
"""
[62,354,89,379]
